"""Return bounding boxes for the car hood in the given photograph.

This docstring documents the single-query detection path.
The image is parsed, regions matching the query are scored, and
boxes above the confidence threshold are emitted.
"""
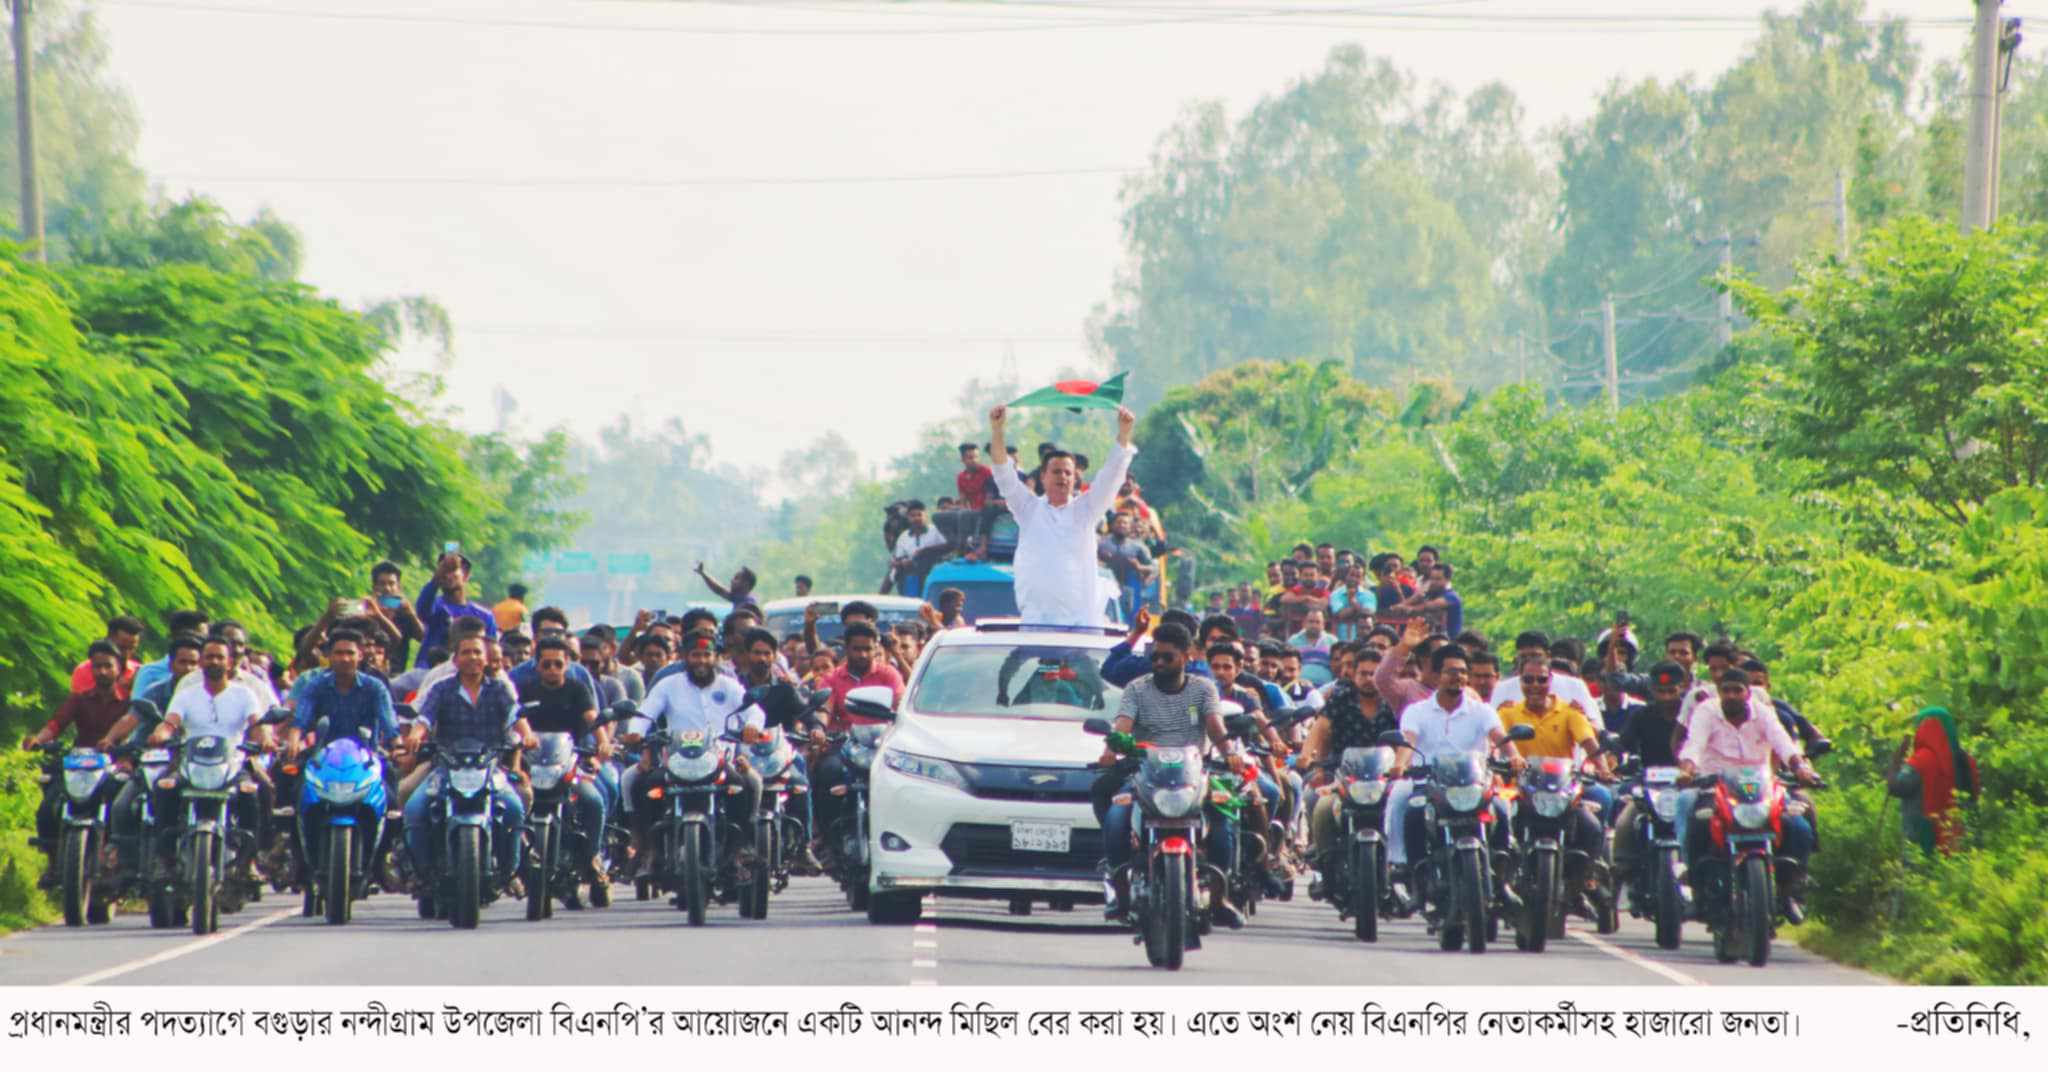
[888,711,1102,766]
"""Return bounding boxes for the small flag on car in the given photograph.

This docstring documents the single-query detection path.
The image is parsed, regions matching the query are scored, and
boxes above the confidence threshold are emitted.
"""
[1007,372,1128,413]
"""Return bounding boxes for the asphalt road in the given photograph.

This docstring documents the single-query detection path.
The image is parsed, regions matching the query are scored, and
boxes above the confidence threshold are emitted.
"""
[0,878,1878,987]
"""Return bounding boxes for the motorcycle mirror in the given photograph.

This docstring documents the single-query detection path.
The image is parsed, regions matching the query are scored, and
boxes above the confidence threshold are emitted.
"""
[1223,714,1257,738]
[1507,724,1537,742]
[1216,700,1247,719]
[391,704,418,723]
[1807,738,1833,759]
[1375,729,1407,748]
[1597,731,1621,753]
[128,699,162,722]
[1081,717,1112,737]
[609,699,639,719]
[259,706,295,726]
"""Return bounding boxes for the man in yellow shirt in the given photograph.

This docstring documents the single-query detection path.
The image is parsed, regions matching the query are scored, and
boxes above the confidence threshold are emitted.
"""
[493,583,529,634]
[1494,658,1612,869]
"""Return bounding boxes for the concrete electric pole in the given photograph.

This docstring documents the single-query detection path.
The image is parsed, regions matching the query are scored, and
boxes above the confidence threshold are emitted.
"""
[1601,294,1619,415]
[1962,0,2005,232]
[10,0,43,260]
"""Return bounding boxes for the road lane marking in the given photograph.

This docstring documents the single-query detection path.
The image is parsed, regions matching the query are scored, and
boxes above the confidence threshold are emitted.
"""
[908,894,940,986]
[1570,929,1706,987]
[60,908,296,987]
[913,938,937,949]
[911,958,939,968]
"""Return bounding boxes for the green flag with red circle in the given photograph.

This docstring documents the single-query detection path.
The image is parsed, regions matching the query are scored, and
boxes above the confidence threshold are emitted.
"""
[1007,372,1129,413]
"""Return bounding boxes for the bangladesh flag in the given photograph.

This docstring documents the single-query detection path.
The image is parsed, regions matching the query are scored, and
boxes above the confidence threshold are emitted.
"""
[1007,371,1128,413]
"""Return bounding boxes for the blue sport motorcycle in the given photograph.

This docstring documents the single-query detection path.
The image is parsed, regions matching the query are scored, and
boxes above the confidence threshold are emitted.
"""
[297,734,390,925]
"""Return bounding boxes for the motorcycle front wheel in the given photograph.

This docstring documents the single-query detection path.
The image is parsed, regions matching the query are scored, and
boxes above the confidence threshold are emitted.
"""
[1155,852,1188,971]
[60,827,92,928]
[190,831,219,936]
[1653,847,1684,949]
[526,822,554,922]
[1523,850,1554,953]
[681,824,709,927]
[1739,854,1773,967]
[745,818,773,921]
[324,826,352,926]
[1350,841,1378,943]
[1458,848,1487,954]
[451,825,482,930]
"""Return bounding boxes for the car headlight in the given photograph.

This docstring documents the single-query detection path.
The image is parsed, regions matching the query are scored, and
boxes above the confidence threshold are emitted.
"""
[882,751,968,791]
[1650,787,1680,822]
[1531,788,1571,818]
[666,751,719,782]
[1443,783,1485,812]
[446,767,488,796]
[1145,784,1201,818]
[1732,801,1771,829]
[63,769,105,801]
[528,762,566,791]
[183,760,232,792]
[1346,779,1386,806]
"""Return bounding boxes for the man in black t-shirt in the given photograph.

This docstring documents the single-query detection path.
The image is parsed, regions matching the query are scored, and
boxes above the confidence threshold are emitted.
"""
[1611,660,1686,876]
[520,637,608,883]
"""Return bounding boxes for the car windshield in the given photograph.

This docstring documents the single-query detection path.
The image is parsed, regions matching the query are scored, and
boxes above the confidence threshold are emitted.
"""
[764,606,923,644]
[910,644,1121,721]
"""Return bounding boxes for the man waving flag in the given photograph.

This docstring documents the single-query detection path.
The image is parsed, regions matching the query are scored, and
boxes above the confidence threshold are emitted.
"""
[988,395,1137,627]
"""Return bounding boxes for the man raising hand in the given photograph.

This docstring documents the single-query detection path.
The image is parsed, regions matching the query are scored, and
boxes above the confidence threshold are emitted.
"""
[987,402,1138,627]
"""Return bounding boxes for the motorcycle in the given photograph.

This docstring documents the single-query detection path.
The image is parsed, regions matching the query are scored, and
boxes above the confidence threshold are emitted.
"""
[523,708,628,920]
[170,731,266,935]
[737,726,806,920]
[415,728,521,929]
[1689,758,1826,967]
[298,731,391,926]
[34,742,118,927]
[1617,759,1688,949]
[1083,717,1207,971]
[1314,729,1408,942]
[1415,723,1535,954]
[627,703,759,926]
[1507,755,1619,952]
[829,685,895,915]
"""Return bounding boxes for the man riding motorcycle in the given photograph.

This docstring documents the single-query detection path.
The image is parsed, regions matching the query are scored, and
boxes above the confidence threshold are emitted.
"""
[734,627,824,871]
[1495,658,1612,913]
[1096,623,1240,928]
[1297,647,1399,889]
[403,634,531,884]
[1388,645,1523,916]
[517,636,611,885]
[1677,669,1821,920]
[623,628,765,873]
[22,643,129,885]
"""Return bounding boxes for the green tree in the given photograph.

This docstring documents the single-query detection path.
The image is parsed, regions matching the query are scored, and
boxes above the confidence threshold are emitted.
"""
[0,1,144,255]
[1735,216,2048,526]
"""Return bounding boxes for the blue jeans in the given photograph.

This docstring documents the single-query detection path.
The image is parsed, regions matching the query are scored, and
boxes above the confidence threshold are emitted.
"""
[786,754,814,838]
[1119,582,1144,621]
[1583,782,1617,827]
[593,761,621,815]
[404,767,525,877]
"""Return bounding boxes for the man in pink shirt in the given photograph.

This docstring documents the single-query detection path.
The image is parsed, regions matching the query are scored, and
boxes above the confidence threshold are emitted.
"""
[808,621,905,866]
[70,615,144,698]
[1678,669,1821,916]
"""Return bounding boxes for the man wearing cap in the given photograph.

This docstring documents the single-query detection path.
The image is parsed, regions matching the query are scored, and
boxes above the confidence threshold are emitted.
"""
[986,402,1138,627]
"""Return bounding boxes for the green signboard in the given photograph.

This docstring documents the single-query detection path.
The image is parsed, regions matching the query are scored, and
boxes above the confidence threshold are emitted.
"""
[555,552,598,574]
[606,553,653,576]
[522,553,553,575]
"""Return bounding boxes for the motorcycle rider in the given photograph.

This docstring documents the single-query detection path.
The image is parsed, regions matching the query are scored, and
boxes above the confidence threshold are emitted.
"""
[22,642,129,884]
[1094,623,1238,928]
[281,630,400,760]
[1677,669,1821,921]
[129,611,211,702]
[519,636,611,890]
[1297,647,1399,888]
[1609,660,1687,875]
[734,627,823,870]
[1495,658,1611,894]
[403,634,529,884]
[624,628,766,872]
[805,621,903,864]
[1387,645,1523,915]
[98,635,205,880]
[148,636,267,874]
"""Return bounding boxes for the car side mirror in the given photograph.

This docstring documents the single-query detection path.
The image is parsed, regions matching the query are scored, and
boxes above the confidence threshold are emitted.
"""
[1081,718,1112,737]
[845,685,896,722]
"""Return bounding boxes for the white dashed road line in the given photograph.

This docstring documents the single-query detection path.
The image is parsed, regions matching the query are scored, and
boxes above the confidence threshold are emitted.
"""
[908,894,940,986]
[1570,928,1707,986]
[61,907,296,987]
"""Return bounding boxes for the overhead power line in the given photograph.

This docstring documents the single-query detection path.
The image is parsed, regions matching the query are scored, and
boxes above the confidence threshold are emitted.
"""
[157,164,1145,189]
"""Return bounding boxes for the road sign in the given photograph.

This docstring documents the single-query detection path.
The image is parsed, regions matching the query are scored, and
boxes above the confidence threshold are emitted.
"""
[606,552,652,576]
[555,552,598,574]
[522,552,553,575]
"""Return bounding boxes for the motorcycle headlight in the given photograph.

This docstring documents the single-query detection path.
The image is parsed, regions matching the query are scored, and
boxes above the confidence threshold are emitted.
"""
[882,751,967,791]
[843,744,876,772]
[1732,801,1771,829]
[63,769,105,801]
[528,762,566,791]
[1443,783,1485,812]
[665,751,718,782]
[1532,789,1571,818]
[183,760,232,792]
[1650,787,1680,822]
[1145,784,1201,818]
[1346,779,1386,806]
[447,767,489,796]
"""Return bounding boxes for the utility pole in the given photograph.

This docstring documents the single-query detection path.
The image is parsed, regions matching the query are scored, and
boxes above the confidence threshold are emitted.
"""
[1962,0,2004,232]
[1514,331,1526,385]
[9,0,43,260]
[1991,18,2025,220]
[1715,228,1733,349]
[1834,170,1850,258]
[1601,294,1619,416]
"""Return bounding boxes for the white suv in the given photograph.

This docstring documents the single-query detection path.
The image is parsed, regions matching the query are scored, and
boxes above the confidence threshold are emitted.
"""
[865,623,1128,923]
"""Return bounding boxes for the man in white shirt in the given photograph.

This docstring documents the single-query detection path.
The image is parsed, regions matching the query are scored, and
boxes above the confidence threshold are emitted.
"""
[987,402,1138,627]
[171,621,279,710]
[621,629,766,862]
[1387,646,1521,902]
[890,500,950,599]
[1487,631,1605,730]
[155,636,264,744]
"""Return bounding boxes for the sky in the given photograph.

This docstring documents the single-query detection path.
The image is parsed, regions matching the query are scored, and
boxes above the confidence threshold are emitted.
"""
[87,0,2007,491]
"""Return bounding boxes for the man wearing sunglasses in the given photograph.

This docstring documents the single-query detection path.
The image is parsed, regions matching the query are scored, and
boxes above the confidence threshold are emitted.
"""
[1496,658,1614,881]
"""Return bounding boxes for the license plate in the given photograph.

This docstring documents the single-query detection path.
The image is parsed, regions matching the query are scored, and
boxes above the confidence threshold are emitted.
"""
[1009,821,1071,854]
